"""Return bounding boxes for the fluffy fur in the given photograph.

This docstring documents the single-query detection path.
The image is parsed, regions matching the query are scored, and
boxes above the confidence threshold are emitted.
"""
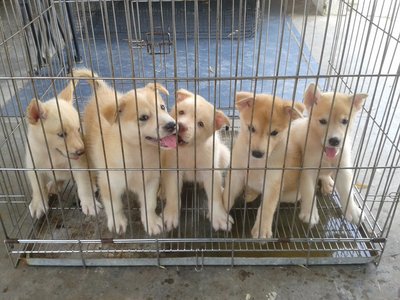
[161,89,233,231]
[26,75,100,219]
[223,91,305,238]
[279,84,367,227]
[81,68,177,235]
[225,85,367,239]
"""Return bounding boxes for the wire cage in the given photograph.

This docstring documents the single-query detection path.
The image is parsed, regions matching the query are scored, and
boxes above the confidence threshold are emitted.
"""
[0,0,399,267]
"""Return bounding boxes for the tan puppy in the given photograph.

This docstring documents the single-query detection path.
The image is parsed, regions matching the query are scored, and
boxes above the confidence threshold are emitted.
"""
[161,89,233,232]
[26,76,100,219]
[82,69,177,235]
[280,84,367,227]
[228,85,367,239]
[223,91,304,238]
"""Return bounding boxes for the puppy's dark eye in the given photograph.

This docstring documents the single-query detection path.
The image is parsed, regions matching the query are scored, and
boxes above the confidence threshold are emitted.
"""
[248,125,256,133]
[139,115,149,121]
[319,119,327,125]
[57,131,67,138]
[270,130,278,136]
[198,121,204,128]
[178,110,185,115]
[341,119,348,125]
[160,104,166,111]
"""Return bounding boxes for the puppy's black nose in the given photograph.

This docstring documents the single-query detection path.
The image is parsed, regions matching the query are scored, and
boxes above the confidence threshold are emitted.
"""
[75,149,85,156]
[328,137,340,147]
[164,121,176,133]
[251,150,264,159]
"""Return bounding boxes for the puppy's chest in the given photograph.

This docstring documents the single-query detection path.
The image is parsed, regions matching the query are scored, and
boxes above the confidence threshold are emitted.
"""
[120,145,161,168]
[177,146,216,181]
[177,146,214,168]
[245,163,268,191]
[304,151,341,176]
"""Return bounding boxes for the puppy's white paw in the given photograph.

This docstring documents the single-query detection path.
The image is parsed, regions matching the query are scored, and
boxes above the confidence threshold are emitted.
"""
[320,177,334,195]
[162,208,179,232]
[107,213,128,235]
[251,224,272,239]
[344,205,365,224]
[143,214,163,236]
[80,199,103,216]
[299,208,320,226]
[209,210,234,232]
[29,199,49,219]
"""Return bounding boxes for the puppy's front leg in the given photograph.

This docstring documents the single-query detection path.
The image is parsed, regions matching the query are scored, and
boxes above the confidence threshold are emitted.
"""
[336,167,364,224]
[223,170,244,212]
[138,174,163,236]
[73,169,101,216]
[251,171,281,239]
[204,171,233,232]
[162,171,183,231]
[298,170,320,226]
[98,172,127,235]
[28,171,49,219]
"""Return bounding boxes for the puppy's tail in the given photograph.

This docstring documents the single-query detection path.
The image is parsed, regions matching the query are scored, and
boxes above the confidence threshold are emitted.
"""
[57,70,87,103]
[70,68,107,91]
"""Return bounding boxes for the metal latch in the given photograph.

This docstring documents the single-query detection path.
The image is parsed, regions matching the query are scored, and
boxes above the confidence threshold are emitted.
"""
[130,32,172,55]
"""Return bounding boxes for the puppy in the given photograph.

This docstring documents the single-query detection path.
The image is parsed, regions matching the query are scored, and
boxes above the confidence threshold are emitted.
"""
[81,69,177,235]
[223,91,304,238]
[26,76,100,219]
[161,89,233,232]
[280,83,367,227]
[229,85,367,238]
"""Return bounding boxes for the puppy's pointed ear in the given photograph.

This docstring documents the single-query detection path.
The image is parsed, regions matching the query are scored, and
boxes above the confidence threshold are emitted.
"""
[214,109,230,130]
[304,83,321,108]
[26,98,47,124]
[176,89,194,103]
[146,83,169,96]
[101,98,127,125]
[236,92,255,111]
[282,102,304,120]
[350,93,367,111]
[57,79,76,104]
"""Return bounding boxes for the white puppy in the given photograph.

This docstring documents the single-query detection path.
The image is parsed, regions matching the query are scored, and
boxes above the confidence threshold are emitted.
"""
[161,89,233,232]
[82,69,177,235]
[26,76,100,219]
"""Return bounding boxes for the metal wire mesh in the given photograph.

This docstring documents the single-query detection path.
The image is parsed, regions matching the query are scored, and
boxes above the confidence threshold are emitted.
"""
[0,0,399,267]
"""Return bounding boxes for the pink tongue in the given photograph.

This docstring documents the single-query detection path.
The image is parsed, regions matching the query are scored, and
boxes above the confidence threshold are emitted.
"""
[160,135,177,149]
[325,147,337,159]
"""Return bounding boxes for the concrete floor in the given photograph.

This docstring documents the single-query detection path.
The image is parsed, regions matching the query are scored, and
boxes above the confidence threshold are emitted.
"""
[1,232,399,299]
[1,1,400,300]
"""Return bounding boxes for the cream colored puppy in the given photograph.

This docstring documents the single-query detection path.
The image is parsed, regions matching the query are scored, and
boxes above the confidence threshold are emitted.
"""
[26,77,100,219]
[223,91,304,239]
[280,84,367,227]
[161,89,233,232]
[82,69,177,235]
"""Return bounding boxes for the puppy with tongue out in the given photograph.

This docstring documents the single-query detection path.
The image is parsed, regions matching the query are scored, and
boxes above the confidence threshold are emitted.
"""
[277,83,368,228]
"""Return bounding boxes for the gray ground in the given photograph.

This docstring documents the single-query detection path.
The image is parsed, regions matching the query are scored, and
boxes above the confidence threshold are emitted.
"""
[1,1,400,299]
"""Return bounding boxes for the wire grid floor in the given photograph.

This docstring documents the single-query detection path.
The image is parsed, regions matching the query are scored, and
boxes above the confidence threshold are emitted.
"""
[3,129,383,267]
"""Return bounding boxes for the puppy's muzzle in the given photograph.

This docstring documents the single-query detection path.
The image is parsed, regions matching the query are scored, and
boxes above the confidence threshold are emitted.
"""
[178,122,188,133]
[251,150,264,159]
